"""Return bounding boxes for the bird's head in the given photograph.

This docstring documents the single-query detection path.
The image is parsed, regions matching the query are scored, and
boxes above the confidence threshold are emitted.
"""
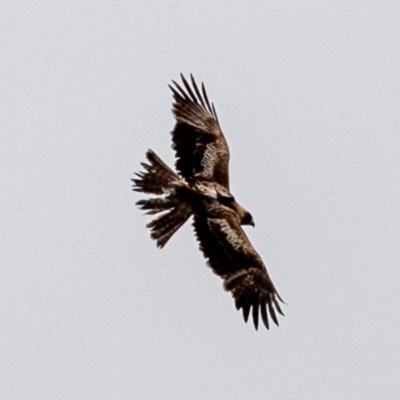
[231,201,255,227]
[215,188,255,227]
[241,211,255,227]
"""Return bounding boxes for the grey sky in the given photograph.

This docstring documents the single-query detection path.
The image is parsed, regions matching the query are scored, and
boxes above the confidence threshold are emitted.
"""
[1,1,400,399]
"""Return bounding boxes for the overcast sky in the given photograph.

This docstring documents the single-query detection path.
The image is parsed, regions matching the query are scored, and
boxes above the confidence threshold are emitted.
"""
[1,1,400,399]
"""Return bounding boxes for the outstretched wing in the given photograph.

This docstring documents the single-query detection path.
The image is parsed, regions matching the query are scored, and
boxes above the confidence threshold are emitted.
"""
[169,74,230,190]
[193,216,284,330]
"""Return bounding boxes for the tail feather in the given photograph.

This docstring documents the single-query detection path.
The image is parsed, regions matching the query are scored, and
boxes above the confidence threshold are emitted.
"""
[148,204,192,248]
[132,149,181,195]
[133,150,192,247]
[136,198,176,215]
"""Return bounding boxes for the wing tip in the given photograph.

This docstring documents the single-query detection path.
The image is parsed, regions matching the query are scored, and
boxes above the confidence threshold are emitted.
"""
[169,74,216,115]
[236,290,285,331]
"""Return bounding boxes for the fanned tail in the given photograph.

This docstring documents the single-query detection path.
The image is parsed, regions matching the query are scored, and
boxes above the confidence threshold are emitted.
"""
[133,150,192,247]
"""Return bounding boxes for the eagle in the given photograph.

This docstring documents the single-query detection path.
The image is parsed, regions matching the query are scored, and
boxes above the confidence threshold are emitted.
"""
[132,75,284,330]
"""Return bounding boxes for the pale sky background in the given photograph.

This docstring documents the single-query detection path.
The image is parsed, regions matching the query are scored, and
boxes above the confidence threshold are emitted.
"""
[1,1,400,399]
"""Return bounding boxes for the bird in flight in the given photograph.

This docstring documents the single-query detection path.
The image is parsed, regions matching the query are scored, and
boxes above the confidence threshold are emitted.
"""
[132,75,284,330]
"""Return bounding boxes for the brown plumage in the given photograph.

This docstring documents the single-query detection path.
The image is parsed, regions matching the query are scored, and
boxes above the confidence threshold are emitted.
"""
[193,215,284,330]
[169,74,230,190]
[132,75,284,330]
[133,149,193,248]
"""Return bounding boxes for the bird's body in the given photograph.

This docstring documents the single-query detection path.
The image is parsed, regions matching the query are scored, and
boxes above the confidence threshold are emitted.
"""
[135,150,252,247]
[132,75,284,330]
